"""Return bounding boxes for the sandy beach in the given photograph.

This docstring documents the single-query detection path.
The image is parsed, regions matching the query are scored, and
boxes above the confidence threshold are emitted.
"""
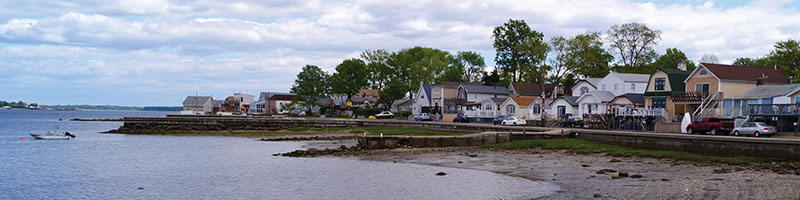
[298,140,800,199]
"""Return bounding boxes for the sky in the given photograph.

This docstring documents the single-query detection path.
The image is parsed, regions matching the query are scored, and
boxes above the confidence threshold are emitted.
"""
[1,0,799,106]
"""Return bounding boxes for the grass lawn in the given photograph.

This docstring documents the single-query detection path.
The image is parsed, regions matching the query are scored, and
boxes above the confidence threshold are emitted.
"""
[286,126,470,136]
[121,131,318,137]
[481,138,774,165]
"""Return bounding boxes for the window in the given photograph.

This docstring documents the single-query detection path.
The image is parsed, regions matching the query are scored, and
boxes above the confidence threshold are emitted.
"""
[614,83,618,91]
[699,69,707,75]
[434,88,440,94]
[796,96,800,103]
[695,83,710,94]
[580,87,589,95]
[485,104,493,110]
[532,104,541,114]
[631,83,635,91]
[474,93,477,98]
[654,78,666,90]
[653,98,666,108]
[602,84,606,91]
[506,105,515,114]
[557,106,566,117]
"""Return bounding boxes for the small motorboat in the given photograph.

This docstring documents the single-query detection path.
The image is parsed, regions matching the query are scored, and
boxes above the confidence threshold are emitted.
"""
[30,131,76,140]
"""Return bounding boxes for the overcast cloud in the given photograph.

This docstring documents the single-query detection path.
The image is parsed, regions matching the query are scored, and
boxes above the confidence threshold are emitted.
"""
[1,0,799,105]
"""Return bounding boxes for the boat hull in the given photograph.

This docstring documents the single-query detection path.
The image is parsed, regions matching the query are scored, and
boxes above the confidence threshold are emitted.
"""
[30,134,72,140]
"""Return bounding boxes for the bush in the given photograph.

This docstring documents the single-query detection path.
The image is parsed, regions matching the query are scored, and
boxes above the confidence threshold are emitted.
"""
[395,111,412,118]
[353,107,382,117]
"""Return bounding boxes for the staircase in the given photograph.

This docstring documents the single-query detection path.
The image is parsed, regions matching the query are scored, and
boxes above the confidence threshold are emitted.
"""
[693,92,723,118]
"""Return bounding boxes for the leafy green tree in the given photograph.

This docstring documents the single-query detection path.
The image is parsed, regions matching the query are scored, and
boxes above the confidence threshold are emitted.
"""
[453,51,486,83]
[733,57,771,67]
[607,22,661,73]
[436,65,467,83]
[361,49,392,90]
[480,69,501,86]
[548,32,613,83]
[387,47,453,99]
[516,34,550,83]
[493,19,543,82]
[291,65,330,110]
[329,59,369,101]
[653,48,696,71]
[377,80,407,110]
[768,39,800,83]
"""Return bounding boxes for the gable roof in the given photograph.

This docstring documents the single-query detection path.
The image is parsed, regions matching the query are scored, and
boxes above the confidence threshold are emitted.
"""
[612,93,645,106]
[491,97,508,105]
[577,91,615,103]
[612,73,650,83]
[550,96,579,106]
[505,97,537,107]
[694,63,790,84]
[644,68,692,96]
[393,98,412,106]
[422,84,432,99]
[585,78,602,86]
[741,84,800,98]
[183,96,212,107]
[212,100,224,107]
[436,81,480,88]
[259,92,294,101]
[510,82,556,96]
[460,85,511,94]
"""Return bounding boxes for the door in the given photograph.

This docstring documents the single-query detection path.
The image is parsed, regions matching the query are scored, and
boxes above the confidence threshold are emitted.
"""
[557,106,566,118]
[742,123,755,135]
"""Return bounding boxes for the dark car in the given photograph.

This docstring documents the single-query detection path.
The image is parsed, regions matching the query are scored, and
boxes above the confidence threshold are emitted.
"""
[560,117,585,128]
[492,115,507,125]
[453,114,469,123]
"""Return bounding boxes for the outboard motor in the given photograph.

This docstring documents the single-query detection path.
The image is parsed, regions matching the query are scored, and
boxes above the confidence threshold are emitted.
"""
[64,132,76,138]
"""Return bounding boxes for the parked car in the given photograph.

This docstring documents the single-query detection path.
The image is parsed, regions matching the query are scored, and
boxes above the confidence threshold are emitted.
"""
[732,122,777,137]
[561,117,585,128]
[501,117,526,126]
[289,109,306,116]
[686,117,735,135]
[453,114,469,123]
[414,113,432,121]
[492,115,508,125]
[375,111,395,119]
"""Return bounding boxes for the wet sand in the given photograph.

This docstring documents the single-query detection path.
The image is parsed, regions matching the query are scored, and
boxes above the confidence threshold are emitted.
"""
[299,140,800,199]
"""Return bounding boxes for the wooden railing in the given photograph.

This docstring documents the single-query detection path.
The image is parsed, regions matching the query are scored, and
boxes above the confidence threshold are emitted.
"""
[671,91,709,103]
[614,107,668,119]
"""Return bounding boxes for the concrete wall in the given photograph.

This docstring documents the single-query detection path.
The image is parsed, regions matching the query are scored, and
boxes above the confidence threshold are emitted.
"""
[357,132,512,149]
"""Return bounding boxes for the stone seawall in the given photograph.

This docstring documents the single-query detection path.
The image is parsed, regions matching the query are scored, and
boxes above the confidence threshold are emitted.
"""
[357,131,572,149]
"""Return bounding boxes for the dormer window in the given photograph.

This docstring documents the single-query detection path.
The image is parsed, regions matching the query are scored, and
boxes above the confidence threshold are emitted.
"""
[699,69,708,75]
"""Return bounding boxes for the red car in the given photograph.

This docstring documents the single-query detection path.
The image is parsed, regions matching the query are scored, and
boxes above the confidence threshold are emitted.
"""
[686,117,734,135]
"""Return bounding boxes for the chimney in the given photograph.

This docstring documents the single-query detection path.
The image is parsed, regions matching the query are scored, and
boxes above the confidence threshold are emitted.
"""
[677,59,687,71]
[756,78,764,86]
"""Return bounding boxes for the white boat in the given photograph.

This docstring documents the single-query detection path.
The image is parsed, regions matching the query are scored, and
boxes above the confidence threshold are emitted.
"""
[30,131,75,140]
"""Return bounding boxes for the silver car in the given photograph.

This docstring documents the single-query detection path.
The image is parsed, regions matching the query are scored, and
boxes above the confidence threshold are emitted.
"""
[732,122,777,137]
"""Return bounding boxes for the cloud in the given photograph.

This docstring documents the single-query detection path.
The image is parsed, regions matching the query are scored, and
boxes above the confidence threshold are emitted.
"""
[0,0,799,105]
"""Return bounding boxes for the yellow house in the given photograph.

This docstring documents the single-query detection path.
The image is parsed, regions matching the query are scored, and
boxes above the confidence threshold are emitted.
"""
[678,63,790,117]
[500,97,537,119]
[643,67,691,120]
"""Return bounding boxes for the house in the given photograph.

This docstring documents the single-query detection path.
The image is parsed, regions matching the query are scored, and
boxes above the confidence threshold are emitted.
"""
[643,67,691,120]
[549,96,579,119]
[456,85,511,121]
[597,73,650,96]
[212,100,224,113]
[676,63,790,117]
[250,92,296,115]
[571,78,602,97]
[500,97,537,120]
[430,82,480,120]
[508,82,566,99]
[742,84,800,131]
[576,91,616,117]
[412,84,433,115]
[182,96,214,114]
[233,93,255,113]
[391,99,413,113]
[529,98,553,121]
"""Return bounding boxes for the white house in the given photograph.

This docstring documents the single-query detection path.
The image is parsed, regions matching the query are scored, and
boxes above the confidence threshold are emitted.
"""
[597,73,650,96]
[549,96,579,119]
[577,91,616,117]
[412,84,432,115]
[457,85,511,103]
[182,96,214,114]
[529,98,553,120]
[571,78,602,97]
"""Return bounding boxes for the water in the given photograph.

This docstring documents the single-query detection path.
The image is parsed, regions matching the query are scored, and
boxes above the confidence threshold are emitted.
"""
[0,110,556,199]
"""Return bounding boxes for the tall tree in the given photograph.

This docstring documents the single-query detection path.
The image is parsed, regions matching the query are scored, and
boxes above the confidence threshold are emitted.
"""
[548,32,613,83]
[493,19,542,82]
[653,48,696,71]
[769,39,800,83]
[436,65,467,83]
[607,22,661,73]
[733,57,771,66]
[480,69,501,86]
[329,58,369,102]
[387,47,453,99]
[516,34,550,83]
[377,80,407,110]
[453,51,486,83]
[291,65,330,111]
[699,53,720,64]
[361,49,392,90]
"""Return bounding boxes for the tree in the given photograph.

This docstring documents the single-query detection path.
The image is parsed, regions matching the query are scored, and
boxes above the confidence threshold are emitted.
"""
[607,22,661,73]
[387,47,453,99]
[377,80,407,110]
[290,65,330,111]
[653,48,696,71]
[480,69,501,86]
[361,49,392,90]
[769,39,800,83]
[436,65,467,83]
[493,19,543,82]
[548,32,614,83]
[733,57,771,67]
[699,53,720,64]
[516,34,550,83]
[453,51,486,83]
[329,59,369,102]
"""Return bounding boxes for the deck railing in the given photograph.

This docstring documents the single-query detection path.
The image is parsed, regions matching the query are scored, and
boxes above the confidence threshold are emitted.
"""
[614,107,668,119]
[747,103,800,115]
[462,110,497,118]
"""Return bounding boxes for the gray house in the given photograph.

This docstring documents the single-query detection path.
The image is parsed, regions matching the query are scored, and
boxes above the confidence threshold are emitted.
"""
[182,96,214,114]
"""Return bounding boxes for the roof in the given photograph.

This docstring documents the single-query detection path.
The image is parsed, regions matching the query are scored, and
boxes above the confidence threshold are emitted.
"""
[422,84,432,100]
[359,89,380,96]
[212,100,223,107]
[550,96,579,106]
[258,92,294,101]
[460,85,511,94]
[577,91,615,103]
[491,97,508,105]
[507,97,537,106]
[510,82,556,96]
[698,63,790,83]
[393,99,412,106]
[741,84,800,98]
[612,73,650,83]
[585,78,602,86]
[269,94,295,101]
[613,93,645,106]
[182,96,212,107]
[644,68,691,96]
[435,82,480,88]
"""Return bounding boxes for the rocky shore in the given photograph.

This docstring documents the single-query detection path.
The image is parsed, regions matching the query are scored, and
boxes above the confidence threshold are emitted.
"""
[275,140,800,199]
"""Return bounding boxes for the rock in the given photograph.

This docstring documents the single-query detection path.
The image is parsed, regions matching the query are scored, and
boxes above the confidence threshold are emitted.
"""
[594,194,602,198]
[712,168,731,174]
[596,169,617,174]
[457,161,463,163]
[436,172,447,176]
[582,164,591,167]
[306,148,319,153]
[631,174,643,178]
[138,187,144,190]
[468,154,478,157]
[618,172,629,177]
[609,158,621,163]
[611,176,622,179]
[661,178,670,181]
